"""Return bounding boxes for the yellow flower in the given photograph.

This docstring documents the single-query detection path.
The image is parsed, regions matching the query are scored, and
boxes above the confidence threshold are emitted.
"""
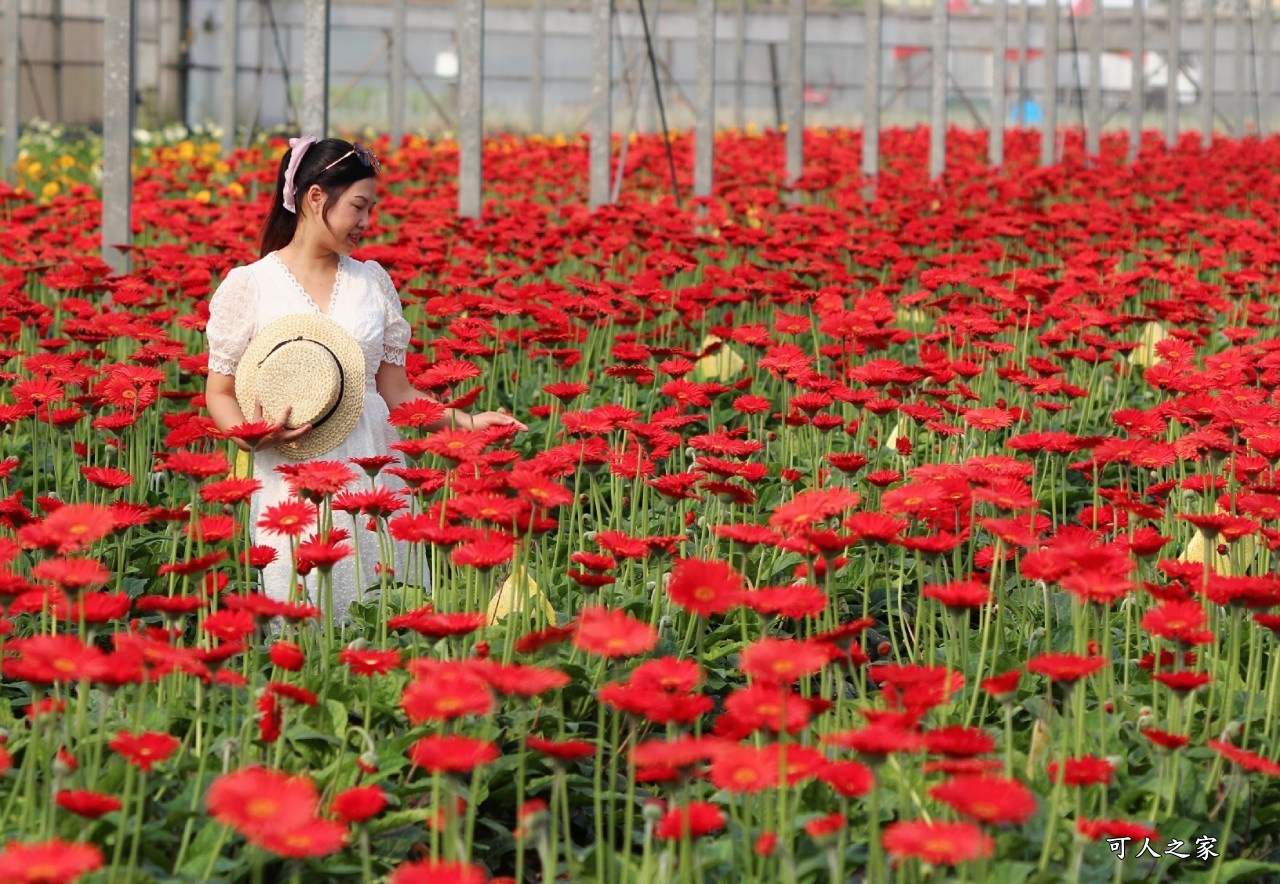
[25,161,44,180]
[58,154,77,170]
[41,181,60,199]
[195,190,212,204]
[214,161,231,175]
[177,140,196,160]
[227,182,245,198]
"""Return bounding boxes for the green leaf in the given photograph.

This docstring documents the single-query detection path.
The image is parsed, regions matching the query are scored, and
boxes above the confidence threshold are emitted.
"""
[1216,859,1280,882]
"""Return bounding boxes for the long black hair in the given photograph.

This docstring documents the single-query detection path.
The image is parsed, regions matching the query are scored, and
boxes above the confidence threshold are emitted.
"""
[259,138,378,258]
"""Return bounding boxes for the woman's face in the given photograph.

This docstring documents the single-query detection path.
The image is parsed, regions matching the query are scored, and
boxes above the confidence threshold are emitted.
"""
[305,177,377,255]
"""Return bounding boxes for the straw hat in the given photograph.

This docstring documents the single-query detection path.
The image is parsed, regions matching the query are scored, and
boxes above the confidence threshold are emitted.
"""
[235,315,366,460]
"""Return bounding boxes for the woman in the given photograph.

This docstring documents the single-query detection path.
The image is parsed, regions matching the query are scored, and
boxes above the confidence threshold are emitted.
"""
[204,136,524,617]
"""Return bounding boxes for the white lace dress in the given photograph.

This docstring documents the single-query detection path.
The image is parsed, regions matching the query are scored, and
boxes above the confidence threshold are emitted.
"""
[205,252,413,618]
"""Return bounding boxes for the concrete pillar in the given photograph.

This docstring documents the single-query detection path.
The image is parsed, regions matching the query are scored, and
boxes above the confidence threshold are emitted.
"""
[785,0,804,188]
[693,0,714,197]
[734,0,746,129]
[458,0,483,218]
[1086,0,1102,157]
[220,0,238,154]
[864,0,882,178]
[990,0,1006,166]
[1166,0,1180,147]
[301,0,330,138]
[1203,0,1215,146]
[1129,0,1144,162]
[103,0,137,273]
[390,0,406,144]
[531,0,545,132]
[929,0,947,178]
[589,0,612,207]
[1041,0,1058,165]
[2,0,19,181]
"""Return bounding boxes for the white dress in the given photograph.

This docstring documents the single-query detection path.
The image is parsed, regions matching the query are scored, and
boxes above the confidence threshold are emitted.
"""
[205,252,412,618]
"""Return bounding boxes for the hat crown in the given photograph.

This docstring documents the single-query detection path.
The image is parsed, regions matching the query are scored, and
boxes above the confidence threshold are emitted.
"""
[234,313,367,461]
[257,338,342,430]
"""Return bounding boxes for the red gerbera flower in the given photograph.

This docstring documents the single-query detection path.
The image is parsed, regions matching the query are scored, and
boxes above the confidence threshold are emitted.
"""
[388,397,448,429]
[1047,754,1114,786]
[206,767,319,839]
[401,672,493,723]
[329,785,388,824]
[5,635,109,684]
[527,735,596,762]
[255,818,347,858]
[199,477,262,505]
[256,499,317,538]
[0,839,104,883]
[79,466,133,490]
[882,819,994,866]
[389,859,487,884]
[155,450,230,480]
[55,789,123,819]
[708,743,780,793]
[573,606,658,658]
[338,647,402,676]
[17,503,116,554]
[923,577,991,609]
[665,557,746,617]
[740,637,832,683]
[407,734,499,774]
[1026,652,1106,683]
[929,775,1037,825]
[1207,739,1280,777]
[108,731,180,772]
[654,801,725,840]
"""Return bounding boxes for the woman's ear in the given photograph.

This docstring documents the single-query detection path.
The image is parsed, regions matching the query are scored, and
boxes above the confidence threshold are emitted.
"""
[303,183,326,217]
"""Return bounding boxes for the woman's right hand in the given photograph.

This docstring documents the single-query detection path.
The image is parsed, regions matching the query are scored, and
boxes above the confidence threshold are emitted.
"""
[244,402,312,451]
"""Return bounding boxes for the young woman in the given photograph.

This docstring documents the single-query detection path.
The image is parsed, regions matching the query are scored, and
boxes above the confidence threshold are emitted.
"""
[204,136,525,617]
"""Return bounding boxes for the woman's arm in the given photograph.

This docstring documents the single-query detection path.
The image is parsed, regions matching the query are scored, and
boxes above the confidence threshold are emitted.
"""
[375,362,527,432]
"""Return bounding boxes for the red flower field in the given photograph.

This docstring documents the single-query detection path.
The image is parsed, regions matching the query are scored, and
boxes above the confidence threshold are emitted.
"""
[1,126,1280,881]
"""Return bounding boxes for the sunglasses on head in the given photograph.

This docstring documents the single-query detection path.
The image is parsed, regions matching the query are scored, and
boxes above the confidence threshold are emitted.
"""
[320,142,381,174]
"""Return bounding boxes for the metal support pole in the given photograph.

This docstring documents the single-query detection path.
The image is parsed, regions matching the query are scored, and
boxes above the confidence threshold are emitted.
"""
[929,0,947,178]
[220,0,238,154]
[694,0,714,197]
[103,0,136,274]
[1233,0,1246,134]
[1265,0,1274,134]
[990,0,1006,165]
[1041,0,1058,165]
[390,0,406,143]
[1203,0,1215,145]
[2,0,19,181]
[734,0,746,129]
[301,0,330,137]
[1166,0,1180,147]
[1129,0,1144,161]
[1085,0,1102,156]
[864,0,882,179]
[1016,0,1030,125]
[785,0,804,189]
[531,0,545,132]
[458,0,483,218]
[589,0,612,207]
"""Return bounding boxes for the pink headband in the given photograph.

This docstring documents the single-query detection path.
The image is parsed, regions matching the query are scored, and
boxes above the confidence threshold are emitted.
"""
[282,136,317,214]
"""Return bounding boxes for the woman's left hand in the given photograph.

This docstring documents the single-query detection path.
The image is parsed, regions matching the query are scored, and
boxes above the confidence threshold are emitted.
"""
[467,410,529,433]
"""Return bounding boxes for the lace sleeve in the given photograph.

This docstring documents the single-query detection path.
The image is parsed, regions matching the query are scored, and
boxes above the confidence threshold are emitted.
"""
[205,266,257,376]
[366,260,411,366]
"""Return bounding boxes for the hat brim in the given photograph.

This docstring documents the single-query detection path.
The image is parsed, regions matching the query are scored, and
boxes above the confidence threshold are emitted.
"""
[235,314,366,460]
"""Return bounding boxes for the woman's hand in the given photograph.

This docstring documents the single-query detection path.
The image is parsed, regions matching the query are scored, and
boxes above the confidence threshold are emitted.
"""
[463,410,529,433]
[230,402,313,452]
